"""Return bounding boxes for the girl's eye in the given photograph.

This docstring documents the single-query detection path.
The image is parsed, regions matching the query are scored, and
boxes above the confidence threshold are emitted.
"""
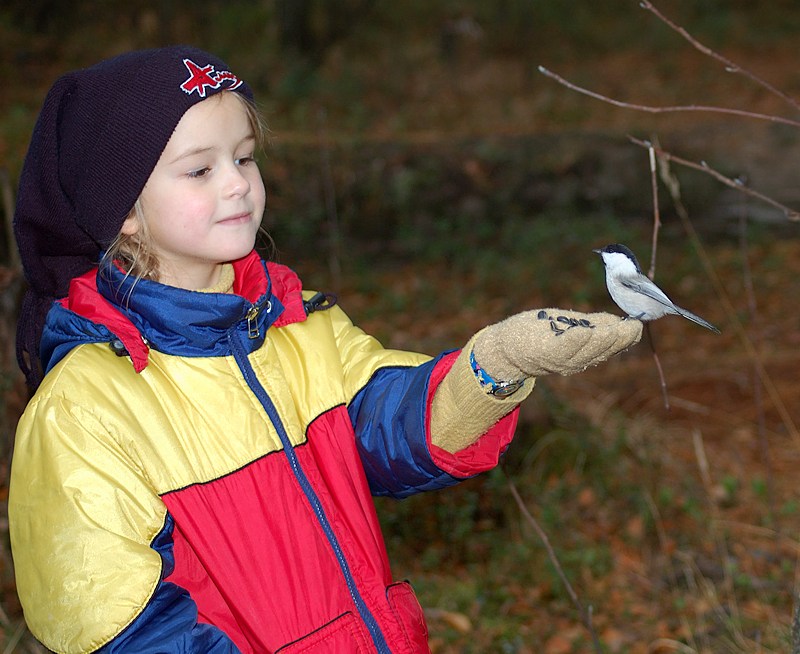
[187,167,211,179]
[236,155,255,166]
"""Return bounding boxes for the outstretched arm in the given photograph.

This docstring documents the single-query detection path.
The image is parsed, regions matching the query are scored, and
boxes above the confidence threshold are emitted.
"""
[430,309,642,453]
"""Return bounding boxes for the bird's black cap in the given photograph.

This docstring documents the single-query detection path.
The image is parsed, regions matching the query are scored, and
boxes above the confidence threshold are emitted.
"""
[593,243,643,273]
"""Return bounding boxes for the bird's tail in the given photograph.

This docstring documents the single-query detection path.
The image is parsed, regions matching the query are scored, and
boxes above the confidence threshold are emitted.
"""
[676,306,721,334]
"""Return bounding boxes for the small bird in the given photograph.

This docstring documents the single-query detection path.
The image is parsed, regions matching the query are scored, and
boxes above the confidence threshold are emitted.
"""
[593,243,720,334]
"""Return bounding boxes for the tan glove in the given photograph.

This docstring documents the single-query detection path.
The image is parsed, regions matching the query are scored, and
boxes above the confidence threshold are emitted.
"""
[473,308,642,380]
[430,309,641,454]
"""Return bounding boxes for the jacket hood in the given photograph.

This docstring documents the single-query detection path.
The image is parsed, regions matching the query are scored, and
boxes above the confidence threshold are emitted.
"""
[39,250,308,375]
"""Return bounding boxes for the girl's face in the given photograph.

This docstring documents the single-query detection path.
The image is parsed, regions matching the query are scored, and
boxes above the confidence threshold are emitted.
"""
[122,92,265,290]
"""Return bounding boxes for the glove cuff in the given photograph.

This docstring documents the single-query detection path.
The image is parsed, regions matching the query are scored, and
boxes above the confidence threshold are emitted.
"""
[430,334,534,454]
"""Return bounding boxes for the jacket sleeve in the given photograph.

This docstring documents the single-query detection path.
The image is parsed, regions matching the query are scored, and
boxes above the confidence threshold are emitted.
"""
[9,392,240,654]
[329,305,519,499]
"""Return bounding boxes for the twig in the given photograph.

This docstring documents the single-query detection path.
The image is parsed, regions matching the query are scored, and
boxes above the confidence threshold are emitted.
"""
[691,429,746,646]
[645,323,670,411]
[646,140,661,280]
[639,1,800,115]
[737,189,775,524]
[505,472,605,653]
[537,66,800,129]
[642,139,670,410]
[675,567,705,654]
[646,639,697,654]
[0,168,19,270]
[538,8,800,224]
[655,152,800,448]
[628,136,800,221]
[2,622,27,654]
[642,490,678,588]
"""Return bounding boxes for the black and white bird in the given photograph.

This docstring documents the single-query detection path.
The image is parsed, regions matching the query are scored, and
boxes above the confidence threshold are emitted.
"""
[593,243,720,334]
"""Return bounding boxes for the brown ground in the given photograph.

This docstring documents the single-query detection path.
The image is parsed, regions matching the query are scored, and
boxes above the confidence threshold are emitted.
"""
[343,235,800,652]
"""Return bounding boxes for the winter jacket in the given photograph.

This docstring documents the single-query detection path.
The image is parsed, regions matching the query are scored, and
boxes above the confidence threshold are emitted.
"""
[9,251,518,653]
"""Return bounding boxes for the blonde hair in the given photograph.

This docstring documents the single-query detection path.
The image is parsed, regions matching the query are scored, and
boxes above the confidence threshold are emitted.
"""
[103,91,270,283]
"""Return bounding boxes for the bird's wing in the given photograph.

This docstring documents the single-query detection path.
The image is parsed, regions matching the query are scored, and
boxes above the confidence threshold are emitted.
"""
[621,275,720,333]
[620,276,675,309]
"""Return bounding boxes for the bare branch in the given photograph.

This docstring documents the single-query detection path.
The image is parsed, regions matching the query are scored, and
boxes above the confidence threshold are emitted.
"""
[656,153,800,448]
[627,136,800,221]
[537,66,800,129]
[640,1,800,114]
[646,141,661,280]
[645,323,670,411]
[737,192,776,524]
[506,472,605,654]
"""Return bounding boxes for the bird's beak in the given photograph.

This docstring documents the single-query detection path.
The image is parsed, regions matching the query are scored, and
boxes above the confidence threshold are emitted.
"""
[592,248,602,254]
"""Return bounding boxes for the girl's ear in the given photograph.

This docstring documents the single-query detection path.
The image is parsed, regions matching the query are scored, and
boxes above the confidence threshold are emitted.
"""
[120,211,141,236]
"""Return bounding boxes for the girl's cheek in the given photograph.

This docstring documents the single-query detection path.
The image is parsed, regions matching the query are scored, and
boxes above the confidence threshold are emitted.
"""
[181,198,214,220]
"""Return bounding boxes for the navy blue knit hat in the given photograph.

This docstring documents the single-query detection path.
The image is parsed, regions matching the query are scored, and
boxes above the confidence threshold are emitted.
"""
[14,45,254,388]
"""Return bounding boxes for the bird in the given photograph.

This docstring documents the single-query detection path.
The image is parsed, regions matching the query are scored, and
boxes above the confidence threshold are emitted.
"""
[593,243,720,334]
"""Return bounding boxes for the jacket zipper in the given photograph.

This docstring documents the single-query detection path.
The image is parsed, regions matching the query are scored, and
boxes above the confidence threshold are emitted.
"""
[228,325,392,654]
[246,305,261,339]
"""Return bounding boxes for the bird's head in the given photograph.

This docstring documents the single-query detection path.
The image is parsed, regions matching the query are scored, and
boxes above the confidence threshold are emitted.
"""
[592,243,643,276]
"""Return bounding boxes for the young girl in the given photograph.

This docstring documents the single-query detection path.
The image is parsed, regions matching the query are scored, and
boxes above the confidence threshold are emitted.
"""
[10,46,641,653]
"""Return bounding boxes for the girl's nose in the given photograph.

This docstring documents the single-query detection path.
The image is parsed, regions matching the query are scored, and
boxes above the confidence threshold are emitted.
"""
[224,165,251,198]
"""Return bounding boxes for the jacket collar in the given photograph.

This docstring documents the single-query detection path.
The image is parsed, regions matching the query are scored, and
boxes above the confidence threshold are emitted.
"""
[42,251,308,374]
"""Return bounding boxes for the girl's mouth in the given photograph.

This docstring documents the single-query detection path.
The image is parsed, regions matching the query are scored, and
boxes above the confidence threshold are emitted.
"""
[218,212,251,225]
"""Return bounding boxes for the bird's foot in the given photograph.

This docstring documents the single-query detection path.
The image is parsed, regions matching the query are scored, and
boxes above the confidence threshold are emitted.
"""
[624,312,646,321]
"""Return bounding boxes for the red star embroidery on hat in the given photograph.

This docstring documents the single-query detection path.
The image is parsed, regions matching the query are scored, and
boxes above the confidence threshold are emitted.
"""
[180,59,222,97]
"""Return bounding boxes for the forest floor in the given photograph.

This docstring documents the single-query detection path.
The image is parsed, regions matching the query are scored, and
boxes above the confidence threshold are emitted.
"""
[363,239,800,653]
[291,23,800,651]
[2,3,800,652]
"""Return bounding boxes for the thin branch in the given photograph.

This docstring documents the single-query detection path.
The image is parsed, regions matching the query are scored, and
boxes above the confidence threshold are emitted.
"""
[645,323,670,411]
[537,66,800,129]
[643,139,670,411]
[506,472,604,653]
[2,622,27,654]
[628,136,800,221]
[646,639,698,654]
[0,168,19,270]
[646,141,661,280]
[655,151,800,448]
[691,429,745,645]
[640,1,800,115]
[737,191,775,525]
[643,490,678,588]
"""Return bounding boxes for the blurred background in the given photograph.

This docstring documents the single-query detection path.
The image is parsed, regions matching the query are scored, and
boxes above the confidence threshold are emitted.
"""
[1,1,799,652]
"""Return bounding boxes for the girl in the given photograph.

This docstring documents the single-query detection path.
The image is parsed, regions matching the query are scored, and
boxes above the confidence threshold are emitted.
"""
[10,46,641,653]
